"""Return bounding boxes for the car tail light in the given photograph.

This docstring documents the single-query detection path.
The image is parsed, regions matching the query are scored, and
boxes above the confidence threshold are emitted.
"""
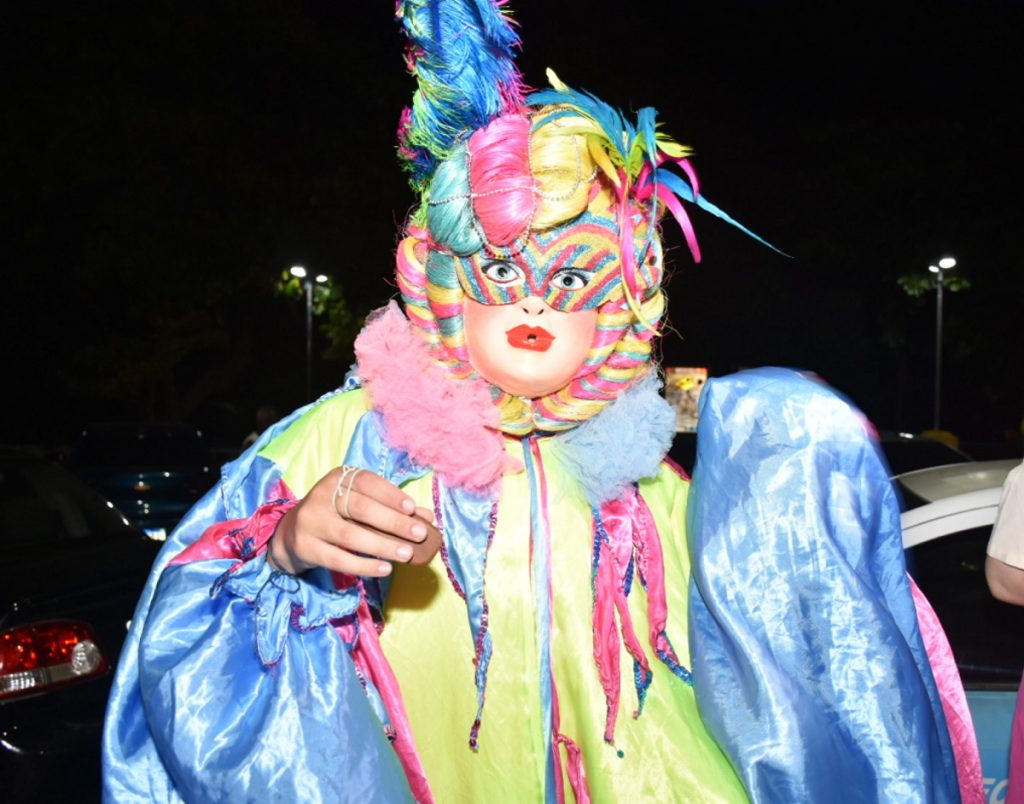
[0,621,109,700]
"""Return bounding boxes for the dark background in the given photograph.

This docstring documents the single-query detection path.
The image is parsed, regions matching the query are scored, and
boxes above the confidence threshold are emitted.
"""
[6,0,1022,452]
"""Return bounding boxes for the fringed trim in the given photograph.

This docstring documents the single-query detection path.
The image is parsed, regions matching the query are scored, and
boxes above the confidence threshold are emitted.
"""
[591,510,653,745]
[552,679,593,804]
[628,491,693,685]
[432,474,499,750]
[554,734,591,804]
[590,486,693,744]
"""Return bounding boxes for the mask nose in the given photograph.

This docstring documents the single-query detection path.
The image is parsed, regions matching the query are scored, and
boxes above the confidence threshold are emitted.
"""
[520,296,546,316]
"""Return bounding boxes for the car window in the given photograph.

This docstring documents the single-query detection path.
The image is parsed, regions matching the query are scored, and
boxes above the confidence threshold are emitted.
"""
[73,427,209,469]
[0,454,135,546]
[909,524,1024,686]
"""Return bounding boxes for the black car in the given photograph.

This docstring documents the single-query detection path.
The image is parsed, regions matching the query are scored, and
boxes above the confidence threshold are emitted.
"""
[0,448,161,802]
[69,422,214,540]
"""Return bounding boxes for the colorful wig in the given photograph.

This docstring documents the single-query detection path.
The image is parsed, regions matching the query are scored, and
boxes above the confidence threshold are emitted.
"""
[394,1,771,435]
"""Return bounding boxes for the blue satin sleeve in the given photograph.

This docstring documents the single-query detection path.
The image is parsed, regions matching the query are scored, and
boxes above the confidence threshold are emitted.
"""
[103,393,337,801]
[134,555,411,803]
[102,388,416,802]
[687,368,959,803]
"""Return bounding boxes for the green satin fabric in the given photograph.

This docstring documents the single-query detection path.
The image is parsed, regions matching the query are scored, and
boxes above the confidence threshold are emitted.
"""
[385,442,746,802]
[264,390,746,802]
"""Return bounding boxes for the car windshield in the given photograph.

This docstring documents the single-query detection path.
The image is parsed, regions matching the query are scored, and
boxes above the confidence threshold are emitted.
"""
[74,426,208,470]
[0,452,137,546]
[908,523,1024,686]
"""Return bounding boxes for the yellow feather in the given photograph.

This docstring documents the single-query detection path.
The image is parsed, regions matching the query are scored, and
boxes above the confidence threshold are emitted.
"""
[588,137,621,188]
[545,67,568,92]
[658,139,693,159]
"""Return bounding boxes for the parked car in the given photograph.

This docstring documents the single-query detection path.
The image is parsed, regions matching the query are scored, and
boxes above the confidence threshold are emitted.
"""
[69,422,214,540]
[0,448,162,802]
[898,459,1023,801]
[877,430,974,475]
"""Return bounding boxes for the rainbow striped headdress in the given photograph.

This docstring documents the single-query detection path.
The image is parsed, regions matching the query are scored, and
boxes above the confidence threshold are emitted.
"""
[394,0,771,435]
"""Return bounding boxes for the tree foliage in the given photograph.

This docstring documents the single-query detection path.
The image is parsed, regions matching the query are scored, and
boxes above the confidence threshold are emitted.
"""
[898,273,972,298]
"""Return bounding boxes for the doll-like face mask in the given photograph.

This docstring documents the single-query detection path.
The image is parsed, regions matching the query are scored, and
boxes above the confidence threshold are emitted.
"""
[453,209,622,313]
[462,295,599,399]
[453,210,626,399]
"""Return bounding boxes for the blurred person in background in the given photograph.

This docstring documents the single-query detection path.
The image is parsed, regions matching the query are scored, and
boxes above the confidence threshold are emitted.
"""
[240,404,279,452]
[986,460,1024,802]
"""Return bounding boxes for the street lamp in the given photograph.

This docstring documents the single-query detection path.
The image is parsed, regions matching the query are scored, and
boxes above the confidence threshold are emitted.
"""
[927,256,956,431]
[290,266,329,399]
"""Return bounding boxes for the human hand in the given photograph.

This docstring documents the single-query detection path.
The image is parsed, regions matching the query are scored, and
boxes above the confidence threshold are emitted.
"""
[269,467,440,577]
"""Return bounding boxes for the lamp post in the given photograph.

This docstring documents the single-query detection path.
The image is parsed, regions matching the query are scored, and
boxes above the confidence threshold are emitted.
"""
[290,266,329,400]
[927,256,956,431]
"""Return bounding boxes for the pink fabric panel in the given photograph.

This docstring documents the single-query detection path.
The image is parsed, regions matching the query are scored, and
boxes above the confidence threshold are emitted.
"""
[910,576,985,804]
[344,593,435,804]
[169,482,296,566]
[1009,675,1024,804]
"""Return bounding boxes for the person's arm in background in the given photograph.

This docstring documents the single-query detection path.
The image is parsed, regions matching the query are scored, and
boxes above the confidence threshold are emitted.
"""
[986,555,1024,606]
[985,461,1024,606]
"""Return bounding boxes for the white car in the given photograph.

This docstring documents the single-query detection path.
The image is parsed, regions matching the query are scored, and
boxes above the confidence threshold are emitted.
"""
[897,459,1022,804]
[900,460,1018,548]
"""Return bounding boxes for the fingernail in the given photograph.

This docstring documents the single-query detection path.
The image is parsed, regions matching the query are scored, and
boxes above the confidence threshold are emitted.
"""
[378,562,393,575]
[401,498,416,514]
[396,545,413,560]
[411,523,427,541]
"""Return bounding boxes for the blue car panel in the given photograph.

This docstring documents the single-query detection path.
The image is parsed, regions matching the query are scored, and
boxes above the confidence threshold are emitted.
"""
[969,689,1016,803]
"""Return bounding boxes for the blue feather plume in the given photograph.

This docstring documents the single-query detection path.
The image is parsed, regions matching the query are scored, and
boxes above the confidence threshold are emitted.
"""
[396,0,525,192]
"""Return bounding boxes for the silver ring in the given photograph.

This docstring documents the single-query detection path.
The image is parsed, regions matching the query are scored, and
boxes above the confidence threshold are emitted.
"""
[332,466,360,519]
[342,469,362,520]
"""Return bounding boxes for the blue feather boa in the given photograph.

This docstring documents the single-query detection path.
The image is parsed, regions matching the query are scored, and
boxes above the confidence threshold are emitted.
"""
[556,371,677,505]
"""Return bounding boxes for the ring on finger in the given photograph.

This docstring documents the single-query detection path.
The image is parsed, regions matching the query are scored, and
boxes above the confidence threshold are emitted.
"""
[342,468,362,520]
[332,465,360,519]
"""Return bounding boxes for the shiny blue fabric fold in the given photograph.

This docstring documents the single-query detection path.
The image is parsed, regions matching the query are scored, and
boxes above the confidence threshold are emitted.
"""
[347,402,501,754]
[102,393,338,801]
[343,408,432,614]
[433,476,499,749]
[102,388,418,802]
[217,554,362,667]
[345,408,430,487]
[138,557,410,802]
[688,367,959,803]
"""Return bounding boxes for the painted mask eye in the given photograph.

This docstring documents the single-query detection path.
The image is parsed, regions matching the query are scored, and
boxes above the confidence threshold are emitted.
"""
[482,261,525,285]
[549,269,590,291]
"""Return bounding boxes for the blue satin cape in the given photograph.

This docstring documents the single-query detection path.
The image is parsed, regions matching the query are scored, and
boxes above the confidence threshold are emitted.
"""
[688,367,960,803]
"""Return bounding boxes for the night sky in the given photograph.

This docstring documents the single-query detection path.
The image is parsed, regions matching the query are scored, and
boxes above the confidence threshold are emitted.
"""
[6,1,1022,450]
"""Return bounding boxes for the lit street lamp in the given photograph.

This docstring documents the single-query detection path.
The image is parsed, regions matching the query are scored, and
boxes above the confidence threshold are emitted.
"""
[290,266,329,400]
[927,256,956,431]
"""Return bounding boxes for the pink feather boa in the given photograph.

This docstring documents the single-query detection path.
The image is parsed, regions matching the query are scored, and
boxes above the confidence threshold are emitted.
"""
[354,302,518,492]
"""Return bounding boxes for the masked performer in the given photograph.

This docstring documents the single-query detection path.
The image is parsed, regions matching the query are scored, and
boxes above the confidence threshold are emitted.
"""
[103,2,980,801]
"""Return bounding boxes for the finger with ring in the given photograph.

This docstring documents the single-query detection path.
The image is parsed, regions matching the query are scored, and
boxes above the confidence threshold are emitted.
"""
[332,465,360,518]
[342,468,361,520]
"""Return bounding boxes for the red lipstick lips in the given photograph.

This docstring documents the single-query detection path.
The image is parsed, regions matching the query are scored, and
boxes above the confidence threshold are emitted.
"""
[506,325,554,352]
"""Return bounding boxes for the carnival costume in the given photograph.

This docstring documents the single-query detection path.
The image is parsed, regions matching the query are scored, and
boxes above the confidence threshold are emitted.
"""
[103,1,981,801]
